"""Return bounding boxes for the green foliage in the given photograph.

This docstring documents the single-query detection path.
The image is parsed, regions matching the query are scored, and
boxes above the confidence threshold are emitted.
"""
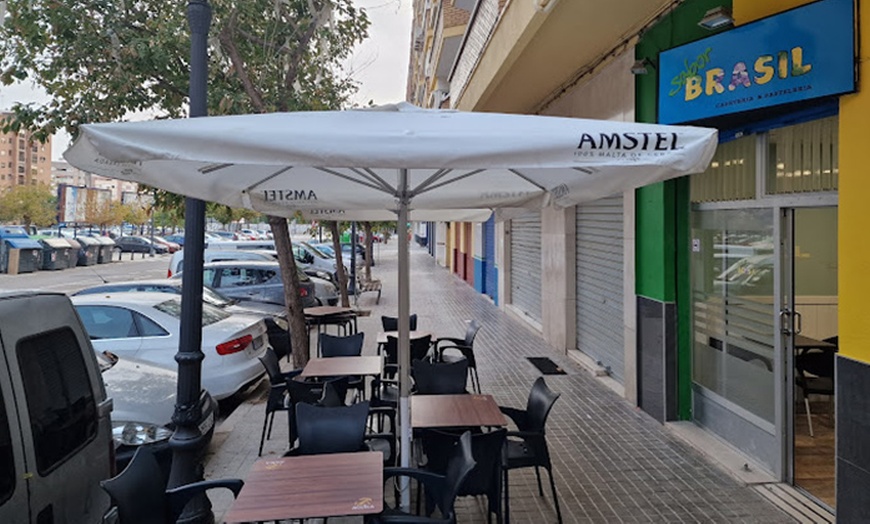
[0,0,370,138]
[206,203,261,225]
[0,183,57,228]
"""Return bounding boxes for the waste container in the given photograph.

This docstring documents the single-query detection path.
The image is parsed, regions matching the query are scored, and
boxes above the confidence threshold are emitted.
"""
[93,236,117,264]
[65,238,82,269]
[0,226,43,274]
[75,236,101,266]
[40,237,74,270]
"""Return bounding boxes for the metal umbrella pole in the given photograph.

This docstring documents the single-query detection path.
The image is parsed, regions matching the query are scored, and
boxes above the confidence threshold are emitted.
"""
[167,1,211,522]
[397,168,411,510]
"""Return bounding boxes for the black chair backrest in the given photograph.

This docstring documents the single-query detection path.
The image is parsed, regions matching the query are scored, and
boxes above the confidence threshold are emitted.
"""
[100,446,169,524]
[319,376,352,407]
[526,377,560,431]
[295,401,370,455]
[381,314,418,332]
[797,350,836,380]
[439,431,476,518]
[287,377,325,406]
[422,428,506,497]
[258,347,284,383]
[464,320,482,347]
[386,334,433,364]
[320,332,365,358]
[413,358,468,395]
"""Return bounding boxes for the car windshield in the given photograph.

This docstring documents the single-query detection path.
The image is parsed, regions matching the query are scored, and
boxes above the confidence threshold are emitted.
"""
[302,242,329,259]
[154,298,230,326]
[314,244,336,257]
[202,286,235,307]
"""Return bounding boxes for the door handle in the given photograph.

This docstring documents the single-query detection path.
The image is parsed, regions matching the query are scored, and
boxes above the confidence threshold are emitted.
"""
[779,308,792,335]
[793,311,802,335]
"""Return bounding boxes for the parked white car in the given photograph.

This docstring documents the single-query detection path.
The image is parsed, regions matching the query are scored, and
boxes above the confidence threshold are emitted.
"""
[98,350,217,471]
[72,293,270,400]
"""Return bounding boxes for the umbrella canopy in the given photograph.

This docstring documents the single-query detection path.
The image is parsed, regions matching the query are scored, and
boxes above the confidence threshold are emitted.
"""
[66,103,716,221]
[64,102,717,485]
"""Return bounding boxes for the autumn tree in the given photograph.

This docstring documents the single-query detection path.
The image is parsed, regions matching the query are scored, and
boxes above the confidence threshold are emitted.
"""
[0,0,370,366]
[0,183,56,229]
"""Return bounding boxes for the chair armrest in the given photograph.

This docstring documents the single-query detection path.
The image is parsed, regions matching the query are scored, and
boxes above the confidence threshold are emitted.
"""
[383,467,446,489]
[499,406,529,428]
[166,479,244,520]
[431,337,465,351]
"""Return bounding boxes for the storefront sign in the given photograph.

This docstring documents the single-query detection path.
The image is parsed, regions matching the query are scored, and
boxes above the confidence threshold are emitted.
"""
[658,0,855,124]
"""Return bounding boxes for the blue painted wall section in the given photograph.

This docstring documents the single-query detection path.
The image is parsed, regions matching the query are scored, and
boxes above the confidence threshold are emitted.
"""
[474,257,485,294]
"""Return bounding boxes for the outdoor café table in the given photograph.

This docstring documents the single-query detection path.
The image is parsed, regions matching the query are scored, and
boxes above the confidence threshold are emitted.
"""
[300,355,384,379]
[223,451,383,523]
[304,306,358,355]
[411,394,508,429]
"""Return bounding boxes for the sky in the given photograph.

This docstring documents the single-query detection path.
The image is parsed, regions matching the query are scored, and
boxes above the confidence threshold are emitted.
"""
[0,0,412,160]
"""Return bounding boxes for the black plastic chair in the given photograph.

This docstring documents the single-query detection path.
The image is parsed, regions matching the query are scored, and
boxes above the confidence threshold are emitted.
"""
[320,332,366,400]
[286,401,396,463]
[433,320,482,393]
[101,446,243,524]
[795,336,837,437]
[373,431,476,524]
[257,347,303,456]
[412,358,469,395]
[420,428,507,524]
[501,377,562,524]
[288,400,370,455]
[320,332,365,357]
[382,314,418,332]
[373,335,434,419]
[384,334,433,369]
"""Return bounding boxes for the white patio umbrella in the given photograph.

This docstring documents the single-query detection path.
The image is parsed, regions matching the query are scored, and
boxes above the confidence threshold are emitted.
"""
[64,102,717,492]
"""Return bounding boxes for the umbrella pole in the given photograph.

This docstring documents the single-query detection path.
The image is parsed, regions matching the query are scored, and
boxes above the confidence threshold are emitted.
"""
[398,168,411,511]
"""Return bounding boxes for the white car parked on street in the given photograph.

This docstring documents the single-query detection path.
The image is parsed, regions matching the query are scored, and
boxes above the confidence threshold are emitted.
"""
[72,292,270,400]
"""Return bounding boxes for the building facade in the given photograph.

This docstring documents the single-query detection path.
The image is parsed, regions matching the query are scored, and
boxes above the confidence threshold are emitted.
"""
[0,114,52,189]
[408,0,867,517]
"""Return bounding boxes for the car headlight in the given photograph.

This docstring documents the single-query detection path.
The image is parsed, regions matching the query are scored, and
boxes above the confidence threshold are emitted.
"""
[112,421,173,446]
[315,270,331,280]
[273,316,289,331]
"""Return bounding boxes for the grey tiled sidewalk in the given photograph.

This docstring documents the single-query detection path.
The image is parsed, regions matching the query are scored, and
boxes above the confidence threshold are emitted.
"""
[205,240,794,523]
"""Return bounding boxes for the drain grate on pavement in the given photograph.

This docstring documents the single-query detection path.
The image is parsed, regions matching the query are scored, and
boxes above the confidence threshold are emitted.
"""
[527,357,567,375]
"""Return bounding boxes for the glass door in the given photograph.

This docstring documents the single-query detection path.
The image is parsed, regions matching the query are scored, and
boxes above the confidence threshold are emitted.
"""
[784,207,838,508]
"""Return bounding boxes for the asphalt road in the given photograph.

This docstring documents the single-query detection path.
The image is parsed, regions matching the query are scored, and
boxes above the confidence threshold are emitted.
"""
[0,253,173,294]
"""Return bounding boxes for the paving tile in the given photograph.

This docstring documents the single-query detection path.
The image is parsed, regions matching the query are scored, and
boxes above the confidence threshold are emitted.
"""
[203,241,796,523]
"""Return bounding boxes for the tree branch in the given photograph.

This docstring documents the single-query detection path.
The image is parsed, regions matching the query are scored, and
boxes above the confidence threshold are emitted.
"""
[217,12,267,113]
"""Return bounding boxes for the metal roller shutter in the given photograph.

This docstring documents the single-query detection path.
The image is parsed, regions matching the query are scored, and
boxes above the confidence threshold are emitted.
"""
[510,211,542,323]
[575,195,625,382]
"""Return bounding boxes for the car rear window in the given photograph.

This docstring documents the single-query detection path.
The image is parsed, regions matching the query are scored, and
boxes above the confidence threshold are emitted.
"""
[154,299,230,326]
[16,327,98,475]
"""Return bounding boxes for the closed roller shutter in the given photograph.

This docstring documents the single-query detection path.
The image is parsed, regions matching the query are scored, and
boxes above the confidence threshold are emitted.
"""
[510,212,541,323]
[576,195,625,382]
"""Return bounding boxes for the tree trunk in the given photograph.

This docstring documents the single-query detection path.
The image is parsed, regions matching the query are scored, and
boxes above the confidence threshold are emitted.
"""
[268,216,310,369]
[363,221,373,281]
[327,221,350,307]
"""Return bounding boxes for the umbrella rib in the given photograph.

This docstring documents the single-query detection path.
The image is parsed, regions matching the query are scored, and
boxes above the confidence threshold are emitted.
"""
[351,167,395,193]
[316,167,394,193]
[415,168,486,195]
[573,166,595,175]
[508,169,549,190]
[410,168,451,194]
[244,166,295,193]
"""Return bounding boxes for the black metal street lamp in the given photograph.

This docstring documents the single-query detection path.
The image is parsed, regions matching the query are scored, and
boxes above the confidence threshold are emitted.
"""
[167,1,211,522]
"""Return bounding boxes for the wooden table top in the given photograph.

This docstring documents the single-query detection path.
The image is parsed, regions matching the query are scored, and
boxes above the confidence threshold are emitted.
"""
[223,451,383,523]
[794,334,837,351]
[377,330,433,345]
[301,356,383,378]
[412,394,507,429]
[304,306,356,317]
